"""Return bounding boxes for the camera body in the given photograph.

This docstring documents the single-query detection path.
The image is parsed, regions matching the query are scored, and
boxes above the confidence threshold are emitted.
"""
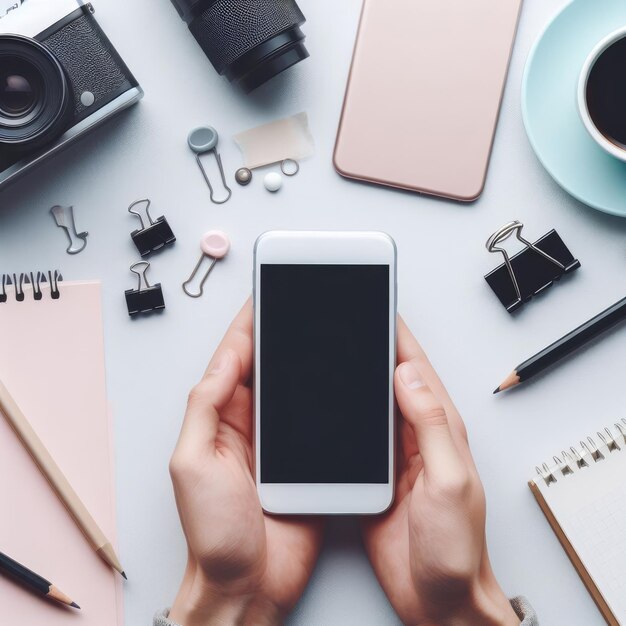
[0,0,143,190]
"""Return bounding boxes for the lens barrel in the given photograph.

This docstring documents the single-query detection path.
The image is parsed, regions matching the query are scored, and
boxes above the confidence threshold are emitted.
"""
[0,35,70,147]
[171,0,309,93]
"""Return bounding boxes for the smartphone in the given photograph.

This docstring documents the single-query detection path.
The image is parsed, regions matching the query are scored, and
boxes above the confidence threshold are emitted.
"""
[334,0,522,201]
[253,231,397,515]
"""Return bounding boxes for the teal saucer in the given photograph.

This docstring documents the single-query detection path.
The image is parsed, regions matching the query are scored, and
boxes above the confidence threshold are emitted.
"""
[522,0,626,217]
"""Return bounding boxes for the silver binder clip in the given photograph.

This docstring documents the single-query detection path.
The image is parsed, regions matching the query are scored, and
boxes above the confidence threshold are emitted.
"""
[188,127,232,204]
[50,205,88,255]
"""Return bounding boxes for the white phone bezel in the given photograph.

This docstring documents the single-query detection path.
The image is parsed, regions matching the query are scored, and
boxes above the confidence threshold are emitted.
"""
[253,231,397,515]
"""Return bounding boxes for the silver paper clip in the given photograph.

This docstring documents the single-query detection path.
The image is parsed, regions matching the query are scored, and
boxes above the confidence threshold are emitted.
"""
[50,205,88,255]
[188,127,232,204]
[182,230,231,298]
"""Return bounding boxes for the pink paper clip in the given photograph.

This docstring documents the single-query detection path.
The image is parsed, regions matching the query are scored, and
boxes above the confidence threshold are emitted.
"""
[182,230,230,298]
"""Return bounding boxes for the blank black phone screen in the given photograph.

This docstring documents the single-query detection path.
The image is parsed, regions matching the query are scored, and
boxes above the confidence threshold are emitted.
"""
[260,264,390,484]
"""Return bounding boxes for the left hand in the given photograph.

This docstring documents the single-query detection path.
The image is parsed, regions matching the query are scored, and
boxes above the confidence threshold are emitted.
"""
[168,299,324,626]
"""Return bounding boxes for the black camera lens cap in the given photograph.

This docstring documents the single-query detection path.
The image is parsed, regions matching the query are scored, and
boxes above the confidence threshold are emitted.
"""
[0,34,70,146]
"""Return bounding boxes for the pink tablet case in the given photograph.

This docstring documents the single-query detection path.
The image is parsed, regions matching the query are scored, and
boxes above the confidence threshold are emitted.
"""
[0,281,123,625]
[334,0,523,201]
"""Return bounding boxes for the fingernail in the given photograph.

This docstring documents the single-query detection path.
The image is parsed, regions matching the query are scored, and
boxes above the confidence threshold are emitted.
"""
[398,361,425,390]
[209,351,231,374]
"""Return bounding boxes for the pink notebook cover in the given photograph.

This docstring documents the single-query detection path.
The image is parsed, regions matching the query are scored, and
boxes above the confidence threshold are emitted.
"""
[0,280,123,625]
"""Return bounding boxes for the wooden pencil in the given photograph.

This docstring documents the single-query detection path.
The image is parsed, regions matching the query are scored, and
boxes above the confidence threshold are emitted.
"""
[0,379,126,579]
[494,295,626,393]
[0,551,80,609]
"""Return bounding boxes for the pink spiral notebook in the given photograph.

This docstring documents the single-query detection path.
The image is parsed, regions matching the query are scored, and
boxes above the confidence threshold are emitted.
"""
[0,276,123,625]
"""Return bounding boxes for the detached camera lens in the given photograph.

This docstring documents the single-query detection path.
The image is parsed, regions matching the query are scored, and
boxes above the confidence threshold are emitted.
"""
[0,35,70,146]
[172,0,309,93]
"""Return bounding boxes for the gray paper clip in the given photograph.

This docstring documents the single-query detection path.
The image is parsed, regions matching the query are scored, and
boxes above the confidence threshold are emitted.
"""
[188,127,232,204]
[50,205,88,255]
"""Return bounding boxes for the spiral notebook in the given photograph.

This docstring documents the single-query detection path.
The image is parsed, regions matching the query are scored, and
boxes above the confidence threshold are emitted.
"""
[531,421,626,626]
[0,273,123,625]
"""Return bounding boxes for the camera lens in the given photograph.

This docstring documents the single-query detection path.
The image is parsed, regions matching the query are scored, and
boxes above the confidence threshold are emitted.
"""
[172,0,309,93]
[0,60,41,117]
[0,35,70,146]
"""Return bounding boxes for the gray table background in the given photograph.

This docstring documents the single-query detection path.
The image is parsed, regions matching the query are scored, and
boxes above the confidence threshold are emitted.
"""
[1,0,624,623]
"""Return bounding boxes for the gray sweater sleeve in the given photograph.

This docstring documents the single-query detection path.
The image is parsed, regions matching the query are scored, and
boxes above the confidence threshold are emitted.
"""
[154,597,539,625]
[154,610,178,626]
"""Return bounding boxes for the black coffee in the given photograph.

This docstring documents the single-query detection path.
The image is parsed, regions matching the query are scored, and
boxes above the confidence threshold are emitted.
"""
[587,36,626,149]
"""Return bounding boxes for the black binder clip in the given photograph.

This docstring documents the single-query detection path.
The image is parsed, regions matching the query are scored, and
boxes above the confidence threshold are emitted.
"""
[484,221,580,313]
[125,261,165,316]
[128,199,176,257]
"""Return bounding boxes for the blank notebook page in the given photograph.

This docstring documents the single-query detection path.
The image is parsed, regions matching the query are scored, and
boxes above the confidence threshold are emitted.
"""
[0,281,123,625]
[534,446,626,621]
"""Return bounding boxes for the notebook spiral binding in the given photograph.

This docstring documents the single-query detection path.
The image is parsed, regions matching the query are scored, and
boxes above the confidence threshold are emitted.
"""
[0,271,63,303]
[536,419,626,487]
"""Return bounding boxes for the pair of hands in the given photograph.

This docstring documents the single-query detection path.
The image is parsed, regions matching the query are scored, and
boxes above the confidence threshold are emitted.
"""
[168,300,520,626]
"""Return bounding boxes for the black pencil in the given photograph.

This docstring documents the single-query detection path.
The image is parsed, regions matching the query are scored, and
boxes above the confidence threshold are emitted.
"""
[0,551,80,609]
[494,295,626,393]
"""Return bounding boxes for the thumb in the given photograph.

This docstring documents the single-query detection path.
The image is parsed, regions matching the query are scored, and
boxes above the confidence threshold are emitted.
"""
[395,360,466,482]
[175,348,241,460]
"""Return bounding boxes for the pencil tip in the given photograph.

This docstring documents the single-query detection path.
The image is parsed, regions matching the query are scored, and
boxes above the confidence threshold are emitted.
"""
[493,387,501,395]
[71,602,81,610]
[121,571,127,580]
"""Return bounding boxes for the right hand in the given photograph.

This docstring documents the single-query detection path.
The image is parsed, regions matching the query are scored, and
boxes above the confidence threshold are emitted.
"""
[362,318,520,626]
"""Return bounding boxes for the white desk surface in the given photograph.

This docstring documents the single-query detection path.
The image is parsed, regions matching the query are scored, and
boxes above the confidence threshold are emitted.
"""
[1,0,624,624]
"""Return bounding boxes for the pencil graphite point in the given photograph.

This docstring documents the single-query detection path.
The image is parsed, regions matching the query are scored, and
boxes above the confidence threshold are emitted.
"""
[48,584,77,608]
[494,371,521,394]
[97,542,125,577]
[121,571,127,580]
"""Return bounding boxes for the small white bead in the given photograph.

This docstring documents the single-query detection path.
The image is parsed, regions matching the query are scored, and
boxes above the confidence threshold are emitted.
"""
[264,172,283,192]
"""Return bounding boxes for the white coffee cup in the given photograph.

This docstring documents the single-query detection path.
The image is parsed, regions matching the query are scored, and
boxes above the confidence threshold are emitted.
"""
[578,26,626,162]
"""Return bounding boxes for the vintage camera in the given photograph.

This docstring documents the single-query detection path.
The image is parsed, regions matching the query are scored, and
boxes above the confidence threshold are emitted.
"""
[171,0,309,93]
[0,0,143,190]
